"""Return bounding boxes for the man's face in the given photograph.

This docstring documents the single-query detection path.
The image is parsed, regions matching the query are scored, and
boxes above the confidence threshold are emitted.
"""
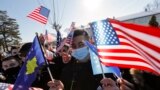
[72,35,86,49]
[18,52,27,62]
[2,59,19,71]
[71,35,90,62]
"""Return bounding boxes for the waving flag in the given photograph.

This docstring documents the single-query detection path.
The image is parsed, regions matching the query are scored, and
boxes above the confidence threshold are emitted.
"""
[56,30,62,48]
[56,22,75,52]
[65,31,74,45]
[84,40,121,77]
[70,22,76,31]
[0,83,42,90]
[84,40,98,55]
[13,36,45,90]
[90,19,160,74]
[89,49,121,77]
[27,6,50,24]
[65,22,75,45]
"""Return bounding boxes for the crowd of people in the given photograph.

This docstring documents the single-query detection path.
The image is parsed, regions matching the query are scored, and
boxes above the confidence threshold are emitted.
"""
[0,29,159,90]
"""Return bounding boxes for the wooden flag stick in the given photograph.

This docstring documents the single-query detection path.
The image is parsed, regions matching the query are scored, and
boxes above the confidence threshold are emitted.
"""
[36,32,54,82]
[97,57,106,79]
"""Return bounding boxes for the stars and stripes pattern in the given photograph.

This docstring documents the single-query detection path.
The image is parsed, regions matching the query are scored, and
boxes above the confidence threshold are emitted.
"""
[90,19,160,74]
[70,22,76,31]
[65,22,76,46]
[56,30,62,48]
[56,22,75,52]
[65,31,74,45]
[27,6,50,24]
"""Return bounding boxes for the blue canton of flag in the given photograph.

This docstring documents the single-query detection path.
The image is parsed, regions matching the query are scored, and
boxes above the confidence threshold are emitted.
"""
[91,20,120,46]
[40,6,50,17]
[13,36,45,90]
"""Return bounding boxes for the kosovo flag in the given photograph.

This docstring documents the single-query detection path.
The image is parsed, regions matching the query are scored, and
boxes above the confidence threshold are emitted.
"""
[84,40,121,77]
[13,36,45,90]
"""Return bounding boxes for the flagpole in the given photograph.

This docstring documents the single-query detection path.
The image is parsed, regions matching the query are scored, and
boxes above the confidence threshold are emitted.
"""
[35,32,54,82]
[98,58,106,79]
[83,40,106,79]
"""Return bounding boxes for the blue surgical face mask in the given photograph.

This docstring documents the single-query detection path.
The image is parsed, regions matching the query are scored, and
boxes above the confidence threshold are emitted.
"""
[71,46,89,62]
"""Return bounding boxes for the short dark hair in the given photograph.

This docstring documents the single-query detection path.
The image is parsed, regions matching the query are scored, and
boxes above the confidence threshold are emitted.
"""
[11,46,19,51]
[2,55,20,63]
[73,29,89,40]
[19,42,32,55]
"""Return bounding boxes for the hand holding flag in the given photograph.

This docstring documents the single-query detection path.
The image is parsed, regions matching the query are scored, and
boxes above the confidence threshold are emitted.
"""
[13,36,45,90]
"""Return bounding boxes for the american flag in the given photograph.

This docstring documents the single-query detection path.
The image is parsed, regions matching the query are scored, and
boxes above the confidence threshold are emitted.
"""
[65,31,74,45]
[56,22,75,52]
[65,22,76,45]
[90,19,160,74]
[70,22,76,31]
[27,6,50,24]
[56,30,62,48]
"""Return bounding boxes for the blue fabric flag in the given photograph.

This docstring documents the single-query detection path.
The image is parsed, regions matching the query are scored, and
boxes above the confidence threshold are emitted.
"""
[13,36,45,90]
[89,49,121,77]
[84,40,98,55]
[84,40,121,77]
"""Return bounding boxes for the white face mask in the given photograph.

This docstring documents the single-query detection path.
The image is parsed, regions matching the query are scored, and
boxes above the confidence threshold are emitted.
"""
[71,47,89,62]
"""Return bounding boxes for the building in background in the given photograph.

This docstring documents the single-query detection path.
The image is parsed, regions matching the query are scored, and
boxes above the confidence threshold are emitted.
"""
[117,9,160,26]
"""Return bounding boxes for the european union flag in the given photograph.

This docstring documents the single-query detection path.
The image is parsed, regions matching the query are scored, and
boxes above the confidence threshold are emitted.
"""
[13,36,45,90]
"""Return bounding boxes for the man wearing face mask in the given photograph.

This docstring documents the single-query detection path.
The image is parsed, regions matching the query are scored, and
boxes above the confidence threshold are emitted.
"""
[48,29,136,90]
[1,56,21,84]
[51,29,100,90]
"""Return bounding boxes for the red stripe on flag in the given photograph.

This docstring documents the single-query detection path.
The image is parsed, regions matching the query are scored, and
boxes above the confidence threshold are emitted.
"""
[117,31,160,69]
[102,62,159,75]
[27,16,47,24]
[92,19,160,74]
[99,55,151,65]
[110,19,160,37]
[27,15,47,24]
[27,6,49,24]
[116,28,160,53]
[98,49,138,54]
